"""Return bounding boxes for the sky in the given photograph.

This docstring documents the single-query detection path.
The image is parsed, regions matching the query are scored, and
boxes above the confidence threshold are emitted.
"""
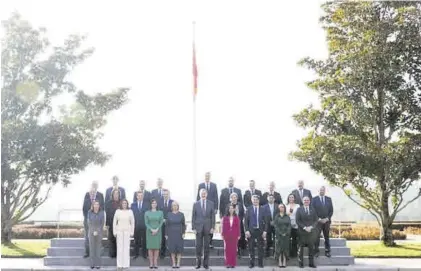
[1,0,334,221]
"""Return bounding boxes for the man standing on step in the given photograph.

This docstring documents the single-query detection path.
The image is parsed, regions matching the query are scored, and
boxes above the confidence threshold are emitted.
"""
[192,189,215,269]
[133,180,151,204]
[296,196,318,268]
[196,172,218,248]
[243,180,263,208]
[244,195,267,268]
[311,186,333,258]
[131,191,150,259]
[105,175,126,202]
[219,176,242,219]
[291,180,312,206]
[261,181,283,206]
[82,181,104,258]
[158,189,173,258]
[151,178,165,201]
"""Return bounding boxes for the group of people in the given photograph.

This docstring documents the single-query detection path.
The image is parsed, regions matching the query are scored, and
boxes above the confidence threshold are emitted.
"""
[82,173,334,270]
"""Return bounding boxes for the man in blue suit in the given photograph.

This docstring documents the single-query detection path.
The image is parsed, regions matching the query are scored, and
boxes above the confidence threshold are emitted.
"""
[131,191,150,259]
[196,172,218,248]
[151,178,165,201]
[311,186,334,258]
[158,189,173,258]
[105,175,126,202]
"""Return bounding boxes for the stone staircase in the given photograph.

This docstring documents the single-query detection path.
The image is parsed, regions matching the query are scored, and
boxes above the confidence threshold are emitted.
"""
[44,237,354,267]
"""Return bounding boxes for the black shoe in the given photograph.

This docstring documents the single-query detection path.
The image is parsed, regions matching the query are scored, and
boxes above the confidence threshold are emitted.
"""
[95,267,100,270]
[133,255,139,260]
[299,264,304,268]
[149,266,153,269]
[326,251,331,258]
[84,254,89,258]
[309,264,317,268]
[154,267,158,269]
[90,267,94,270]
[204,265,209,269]
[142,254,148,259]
[210,245,214,249]
[195,260,201,269]
[258,265,264,268]
[248,264,254,268]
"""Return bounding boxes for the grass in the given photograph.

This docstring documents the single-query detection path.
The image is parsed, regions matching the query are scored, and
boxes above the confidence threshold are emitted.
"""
[1,240,49,257]
[349,242,421,258]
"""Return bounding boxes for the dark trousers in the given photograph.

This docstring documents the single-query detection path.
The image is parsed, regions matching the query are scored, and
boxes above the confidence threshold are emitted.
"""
[290,228,298,257]
[248,229,264,266]
[315,221,331,252]
[298,230,316,266]
[107,226,117,257]
[266,225,275,255]
[238,220,246,252]
[196,230,211,266]
[160,224,167,256]
[134,227,147,257]
[83,217,89,254]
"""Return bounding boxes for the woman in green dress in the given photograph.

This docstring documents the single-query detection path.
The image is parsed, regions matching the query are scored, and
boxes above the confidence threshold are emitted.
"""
[145,199,164,269]
[274,204,291,268]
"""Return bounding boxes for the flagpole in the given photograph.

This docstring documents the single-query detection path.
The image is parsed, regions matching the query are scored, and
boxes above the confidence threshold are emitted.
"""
[192,21,198,204]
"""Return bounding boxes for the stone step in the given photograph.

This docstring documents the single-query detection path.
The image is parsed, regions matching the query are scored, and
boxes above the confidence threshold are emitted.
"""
[44,255,355,266]
[50,238,347,248]
[47,246,350,257]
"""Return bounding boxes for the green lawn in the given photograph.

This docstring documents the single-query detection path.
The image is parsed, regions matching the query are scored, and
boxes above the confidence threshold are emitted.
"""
[349,242,421,257]
[1,240,49,257]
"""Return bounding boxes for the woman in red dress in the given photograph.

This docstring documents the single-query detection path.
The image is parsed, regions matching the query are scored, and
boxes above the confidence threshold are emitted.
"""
[221,204,241,268]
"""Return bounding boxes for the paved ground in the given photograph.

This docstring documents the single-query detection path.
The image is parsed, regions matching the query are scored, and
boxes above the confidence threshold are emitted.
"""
[1,258,421,270]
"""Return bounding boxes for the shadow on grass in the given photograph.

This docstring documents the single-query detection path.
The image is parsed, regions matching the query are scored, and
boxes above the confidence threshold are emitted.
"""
[396,244,421,252]
[2,242,40,257]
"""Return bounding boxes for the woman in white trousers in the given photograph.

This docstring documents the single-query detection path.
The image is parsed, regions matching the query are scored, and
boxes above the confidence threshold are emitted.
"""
[113,199,135,270]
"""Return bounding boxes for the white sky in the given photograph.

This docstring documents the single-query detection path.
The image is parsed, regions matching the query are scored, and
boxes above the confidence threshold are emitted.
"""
[1,0,331,220]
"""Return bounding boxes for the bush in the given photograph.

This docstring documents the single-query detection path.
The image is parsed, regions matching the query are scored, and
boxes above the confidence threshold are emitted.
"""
[12,226,109,239]
[331,226,406,240]
[404,227,421,235]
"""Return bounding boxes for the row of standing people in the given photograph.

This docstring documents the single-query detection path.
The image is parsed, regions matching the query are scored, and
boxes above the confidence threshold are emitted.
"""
[82,174,333,269]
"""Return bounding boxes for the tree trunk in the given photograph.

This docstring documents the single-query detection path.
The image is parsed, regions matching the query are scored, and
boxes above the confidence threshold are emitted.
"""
[1,221,12,244]
[380,194,395,246]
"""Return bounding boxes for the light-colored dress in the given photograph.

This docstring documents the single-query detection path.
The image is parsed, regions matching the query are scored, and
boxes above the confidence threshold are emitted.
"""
[286,204,299,229]
[145,210,164,249]
[113,209,135,268]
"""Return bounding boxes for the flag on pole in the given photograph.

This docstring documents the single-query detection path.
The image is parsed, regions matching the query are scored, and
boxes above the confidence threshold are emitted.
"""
[192,22,198,100]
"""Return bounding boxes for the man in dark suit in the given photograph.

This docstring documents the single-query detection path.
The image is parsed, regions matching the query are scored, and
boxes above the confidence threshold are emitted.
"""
[243,180,263,208]
[226,192,246,257]
[192,189,215,269]
[261,181,283,206]
[82,181,104,258]
[196,172,218,247]
[131,191,150,259]
[158,189,173,258]
[151,178,165,201]
[262,194,279,257]
[132,180,151,204]
[219,176,242,218]
[244,195,268,268]
[296,196,318,268]
[105,175,126,202]
[312,186,334,258]
[291,180,312,206]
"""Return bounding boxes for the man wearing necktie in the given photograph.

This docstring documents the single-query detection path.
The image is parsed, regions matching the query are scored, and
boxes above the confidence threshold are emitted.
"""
[291,180,313,206]
[83,181,104,258]
[263,194,279,257]
[133,180,151,203]
[296,196,318,268]
[245,195,267,268]
[196,172,219,248]
[131,191,150,259]
[105,176,126,202]
[243,180,263,208]
[261,181,283,206]
[192,189,215,269]
[151,178,165,201]
[311,186,334,258]
[219,177,243,219]
[158,189,173,258]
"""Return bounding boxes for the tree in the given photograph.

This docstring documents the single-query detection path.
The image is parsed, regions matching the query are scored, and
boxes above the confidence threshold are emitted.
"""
[1,13,130,243]
[290,1,421,246]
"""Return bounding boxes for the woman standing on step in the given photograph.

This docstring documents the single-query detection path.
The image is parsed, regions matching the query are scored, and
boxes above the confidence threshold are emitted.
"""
[145,199,164,269]
[88,200,105,269]
[221,204,241,268]
[165,201,186,268]
[113,199,135,271]
[274,204,291,268]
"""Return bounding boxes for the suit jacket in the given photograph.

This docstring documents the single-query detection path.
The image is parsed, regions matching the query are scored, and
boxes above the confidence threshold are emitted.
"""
[105,200,120,227]
[196,182,219,211]
[311,195,333,221]
[263,203,279,224]
[87,210,105,235]
[296,206,318,230]
[82,191,105,218]
[221,216,241,240]
[133,190,151,204]
[158,198,173,219]
[131,200,150,229]
[219,187,242,216]
[243,189,263,208]
[291,188,312,206]
[151,188,165,201]
[191,199,216,234]
[244,205,268,233]
[261,191,283,206]
[105,187,126,203]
